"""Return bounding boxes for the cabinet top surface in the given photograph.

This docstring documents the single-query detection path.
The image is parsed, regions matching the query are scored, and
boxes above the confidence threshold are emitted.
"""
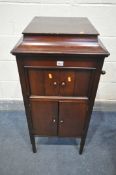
[23,17,99,36]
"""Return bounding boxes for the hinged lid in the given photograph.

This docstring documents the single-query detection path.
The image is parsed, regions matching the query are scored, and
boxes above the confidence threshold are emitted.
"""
[11,17,109,56]
[23,17,99,36]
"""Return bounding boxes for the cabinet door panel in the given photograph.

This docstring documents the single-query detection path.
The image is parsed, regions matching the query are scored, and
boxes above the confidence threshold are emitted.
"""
[27,69,59,96]
[59,69,95,97]
[44,70,59,96]
[59,101,87,137]
[74,69,94,97]
[59,70,75,96]
[28,69,44,95]
[30,100,58,136]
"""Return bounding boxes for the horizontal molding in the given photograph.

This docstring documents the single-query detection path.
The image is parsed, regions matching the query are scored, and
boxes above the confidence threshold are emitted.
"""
[0,36,116,62]
[0,100,116,111]
[1,35,116,38]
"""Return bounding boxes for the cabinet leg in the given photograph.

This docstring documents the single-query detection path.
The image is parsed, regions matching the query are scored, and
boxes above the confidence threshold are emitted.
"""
[30,134,37,153]
[32,143,37,153]
[79,137,85,155]
[79,117,90,154]
[79,108,93,154]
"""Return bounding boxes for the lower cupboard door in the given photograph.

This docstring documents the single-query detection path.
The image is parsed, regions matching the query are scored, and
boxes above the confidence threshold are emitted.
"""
[30,100,58,136]
[58,101,88,137]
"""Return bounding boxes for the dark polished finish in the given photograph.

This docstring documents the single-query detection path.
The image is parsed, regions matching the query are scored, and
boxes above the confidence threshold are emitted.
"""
[22,17,99,35]
[11,17,109,154]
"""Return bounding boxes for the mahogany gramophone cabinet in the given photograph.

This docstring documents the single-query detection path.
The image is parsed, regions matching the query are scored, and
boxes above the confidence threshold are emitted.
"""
[11,17,109,154]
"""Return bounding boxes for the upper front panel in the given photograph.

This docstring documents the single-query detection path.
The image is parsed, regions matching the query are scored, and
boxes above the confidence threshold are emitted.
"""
[26,68,94,97]
[23,56,97,98]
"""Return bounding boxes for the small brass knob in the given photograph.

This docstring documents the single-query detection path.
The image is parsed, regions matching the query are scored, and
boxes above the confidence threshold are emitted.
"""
[61,82,66,86]
[53,82,57,86]
[60,120,64,123]
[53,119,56,123]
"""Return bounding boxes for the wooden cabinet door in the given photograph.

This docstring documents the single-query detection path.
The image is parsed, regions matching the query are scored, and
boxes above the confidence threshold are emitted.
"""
[44,70,59,96]
[59,70,75,96]
[59,69,95,97]
[30,100,58,136]
[27,69,59,96]
[58,101,88,137]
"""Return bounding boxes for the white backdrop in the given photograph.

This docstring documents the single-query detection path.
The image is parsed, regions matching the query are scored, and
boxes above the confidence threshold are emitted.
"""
[0,0,116,101]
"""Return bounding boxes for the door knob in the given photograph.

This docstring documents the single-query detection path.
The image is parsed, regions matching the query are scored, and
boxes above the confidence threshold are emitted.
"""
[60,120,64,123]
[53,82,57,86]
[53,119,56,123]
[61,82,66,86]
